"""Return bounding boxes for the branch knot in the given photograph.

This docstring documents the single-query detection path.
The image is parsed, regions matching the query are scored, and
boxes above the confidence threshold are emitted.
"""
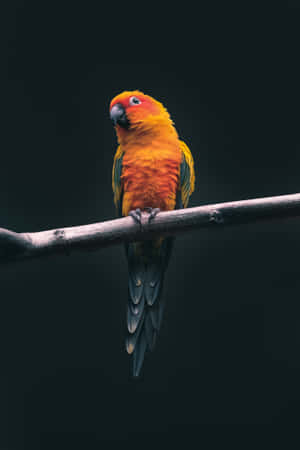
[209,209,224,224]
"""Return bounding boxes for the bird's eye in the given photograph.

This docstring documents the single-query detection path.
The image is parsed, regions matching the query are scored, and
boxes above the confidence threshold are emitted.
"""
[129,96,141,106]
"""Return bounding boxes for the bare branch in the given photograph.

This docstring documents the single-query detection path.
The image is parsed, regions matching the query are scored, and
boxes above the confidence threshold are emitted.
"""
[1,192,300,264]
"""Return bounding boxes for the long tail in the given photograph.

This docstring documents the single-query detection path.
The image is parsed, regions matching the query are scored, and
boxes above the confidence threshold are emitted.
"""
[125,237,174,377]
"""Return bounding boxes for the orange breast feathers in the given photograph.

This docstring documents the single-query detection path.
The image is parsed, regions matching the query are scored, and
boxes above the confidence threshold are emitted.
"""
[121,139,182,216]
[110,90,183,216]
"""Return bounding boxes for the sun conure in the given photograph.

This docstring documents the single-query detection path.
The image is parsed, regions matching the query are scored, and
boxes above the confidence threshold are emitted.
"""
[110,91,195,377]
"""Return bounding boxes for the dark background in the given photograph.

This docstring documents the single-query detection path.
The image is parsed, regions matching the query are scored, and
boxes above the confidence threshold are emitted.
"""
[1,1,300,448]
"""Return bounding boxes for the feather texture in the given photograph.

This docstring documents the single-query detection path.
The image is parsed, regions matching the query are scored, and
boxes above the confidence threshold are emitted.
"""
[125,238,173,377]
[112,146,124,215]
[111,90,195,377]
[179,140,195,208]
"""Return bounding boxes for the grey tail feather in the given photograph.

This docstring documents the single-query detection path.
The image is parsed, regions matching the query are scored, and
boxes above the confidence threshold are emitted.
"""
[125,238,173,377]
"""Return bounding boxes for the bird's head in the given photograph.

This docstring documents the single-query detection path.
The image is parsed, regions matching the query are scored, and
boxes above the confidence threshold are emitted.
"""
[109,91,176,143]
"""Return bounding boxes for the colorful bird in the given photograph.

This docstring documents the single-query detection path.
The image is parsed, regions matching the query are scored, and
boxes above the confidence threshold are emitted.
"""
[110,91,195,377]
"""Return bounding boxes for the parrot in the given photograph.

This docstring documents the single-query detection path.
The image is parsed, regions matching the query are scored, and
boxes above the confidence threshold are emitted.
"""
[110,91,195,377]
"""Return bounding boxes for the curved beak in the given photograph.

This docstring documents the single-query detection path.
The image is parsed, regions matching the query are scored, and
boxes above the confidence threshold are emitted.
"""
[110,103,130,128]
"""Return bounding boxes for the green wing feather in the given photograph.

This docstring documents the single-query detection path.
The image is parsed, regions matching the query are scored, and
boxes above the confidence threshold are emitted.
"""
[112,146,124,217]
[179,140,195,208]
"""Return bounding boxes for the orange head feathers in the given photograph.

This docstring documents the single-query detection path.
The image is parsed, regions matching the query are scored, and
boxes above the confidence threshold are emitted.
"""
[109,90,178,145]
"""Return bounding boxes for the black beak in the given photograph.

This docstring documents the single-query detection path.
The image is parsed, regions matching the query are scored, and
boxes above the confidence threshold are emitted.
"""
[110,103,130,128]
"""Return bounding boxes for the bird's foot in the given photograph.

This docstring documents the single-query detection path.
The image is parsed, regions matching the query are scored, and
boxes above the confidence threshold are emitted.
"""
[129,208,142,226]
[144,207,161,223]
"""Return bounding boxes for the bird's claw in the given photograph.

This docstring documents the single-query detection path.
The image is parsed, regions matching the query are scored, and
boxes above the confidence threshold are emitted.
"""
[144,207,161,223]
[129,208,142,226]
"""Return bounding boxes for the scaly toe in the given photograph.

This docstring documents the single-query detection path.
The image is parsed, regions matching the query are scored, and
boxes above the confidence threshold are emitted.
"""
[129,208,142,226]
[148,208,160,223]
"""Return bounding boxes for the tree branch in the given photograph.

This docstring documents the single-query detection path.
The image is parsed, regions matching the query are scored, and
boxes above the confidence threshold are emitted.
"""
[1,192,300,264]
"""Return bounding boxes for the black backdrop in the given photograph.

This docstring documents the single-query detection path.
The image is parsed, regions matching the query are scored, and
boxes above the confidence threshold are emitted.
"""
[1,1,300,448]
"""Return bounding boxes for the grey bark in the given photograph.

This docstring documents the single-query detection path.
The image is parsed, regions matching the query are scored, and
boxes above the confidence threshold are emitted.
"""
[1,192,300,264]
